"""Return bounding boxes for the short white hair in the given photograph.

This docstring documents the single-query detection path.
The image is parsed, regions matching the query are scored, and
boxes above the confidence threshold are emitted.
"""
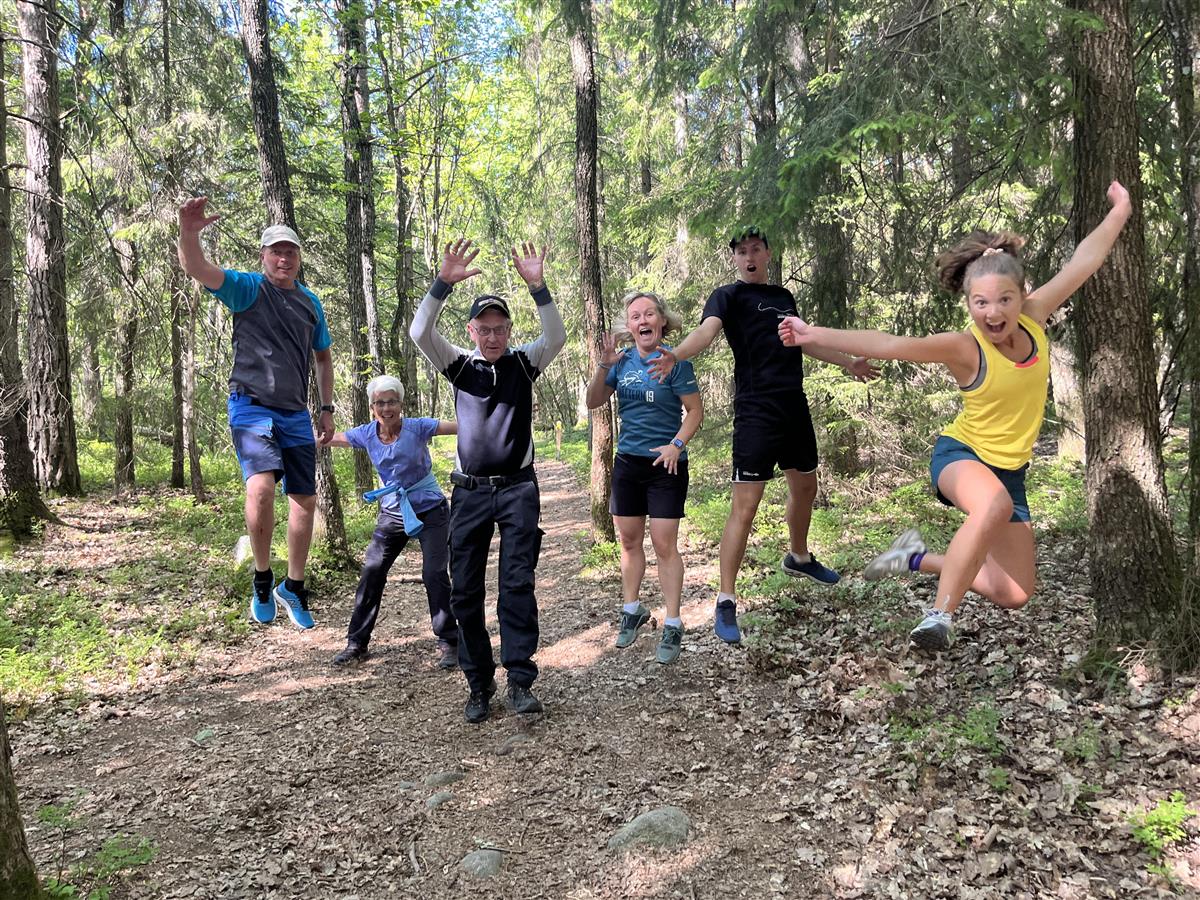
[366,374,405,405]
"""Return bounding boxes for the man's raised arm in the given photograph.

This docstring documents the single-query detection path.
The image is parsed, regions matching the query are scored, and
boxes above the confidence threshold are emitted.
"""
[410,238,479,372]
[511,242,565,371]
[177,197,226,291]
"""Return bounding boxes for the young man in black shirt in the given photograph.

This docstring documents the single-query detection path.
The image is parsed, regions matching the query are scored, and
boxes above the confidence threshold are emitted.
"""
[649,227,878,642]
[411,239,566,722]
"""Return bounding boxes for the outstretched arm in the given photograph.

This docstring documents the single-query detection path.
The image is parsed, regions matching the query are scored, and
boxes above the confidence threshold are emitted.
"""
[177,197,225,290]
[434,420,458,436]
[1024,181,1132,326]
[647,316,723,382]
[780,317,977,376]
[325,431,354,449]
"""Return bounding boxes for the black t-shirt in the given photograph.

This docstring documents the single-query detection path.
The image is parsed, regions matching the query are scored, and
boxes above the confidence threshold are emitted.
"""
[443,350,541,476]
[701,281,805,407]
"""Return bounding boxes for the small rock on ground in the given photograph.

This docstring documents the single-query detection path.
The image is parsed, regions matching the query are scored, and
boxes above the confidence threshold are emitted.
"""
[426,791,454,810]
[423,771,465,788]
[607,806,691,850]
[459,848,505,878]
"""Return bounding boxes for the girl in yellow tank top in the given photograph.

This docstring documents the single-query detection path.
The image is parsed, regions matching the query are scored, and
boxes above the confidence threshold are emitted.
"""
[778,181,1132,652]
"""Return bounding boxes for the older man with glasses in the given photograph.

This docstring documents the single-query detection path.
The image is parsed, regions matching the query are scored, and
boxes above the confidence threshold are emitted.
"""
[410,239,566,723]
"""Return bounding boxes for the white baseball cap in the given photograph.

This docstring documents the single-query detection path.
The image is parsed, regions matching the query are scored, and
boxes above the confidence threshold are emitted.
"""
[260,224,303,250]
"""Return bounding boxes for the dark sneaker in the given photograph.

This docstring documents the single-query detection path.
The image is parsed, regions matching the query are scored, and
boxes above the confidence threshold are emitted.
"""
[656,624,683,664]
[273,582,315,629]
[249,582,276,624]
[331,645,368,666]
[864,528,925,581]
[615,603,651,648]
[781,552,841,585]
[714,599,741,644]
[506,683,544,715]
[465,679,498,724]
[909,609,953,651]
[437,642,459,670]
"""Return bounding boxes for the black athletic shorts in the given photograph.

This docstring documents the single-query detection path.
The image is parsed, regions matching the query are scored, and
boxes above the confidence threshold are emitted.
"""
[731,395,818,482]
[610,453,689,519]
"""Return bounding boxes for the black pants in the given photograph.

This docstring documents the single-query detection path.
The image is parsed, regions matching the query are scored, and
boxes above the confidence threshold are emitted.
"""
[449,478,543,691]
[345,501,455,650]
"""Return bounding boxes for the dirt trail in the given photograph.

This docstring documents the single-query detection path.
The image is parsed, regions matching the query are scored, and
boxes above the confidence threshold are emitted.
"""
[12,459,1200,898]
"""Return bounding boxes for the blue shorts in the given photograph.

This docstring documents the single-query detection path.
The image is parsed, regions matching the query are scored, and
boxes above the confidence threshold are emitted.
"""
[929,435,1030,523]
[227,392,316,496]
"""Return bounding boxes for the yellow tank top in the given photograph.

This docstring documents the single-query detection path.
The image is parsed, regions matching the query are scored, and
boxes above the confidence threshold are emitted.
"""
[941,314,1050,470]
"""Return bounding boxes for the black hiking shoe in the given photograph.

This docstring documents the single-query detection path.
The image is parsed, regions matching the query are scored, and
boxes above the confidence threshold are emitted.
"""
[465,679,498,724]
[331,645,368,666]
[506,683,544,715]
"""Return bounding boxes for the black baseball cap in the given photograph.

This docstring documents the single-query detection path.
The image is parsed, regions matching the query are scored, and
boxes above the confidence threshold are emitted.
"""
[729,225,769,249]
[468,295,510,319]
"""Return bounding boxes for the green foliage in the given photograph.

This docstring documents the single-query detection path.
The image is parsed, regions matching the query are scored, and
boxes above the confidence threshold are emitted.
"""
[580,539,620,573]
[888,701,1004,764]
[1056,720,1102,763]
[986,766,1010,793]
[44,835,156,900]
[1129,792,1197,861]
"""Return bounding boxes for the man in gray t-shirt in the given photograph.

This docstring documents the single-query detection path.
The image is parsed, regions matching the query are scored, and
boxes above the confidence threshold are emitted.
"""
[178,197,335,631]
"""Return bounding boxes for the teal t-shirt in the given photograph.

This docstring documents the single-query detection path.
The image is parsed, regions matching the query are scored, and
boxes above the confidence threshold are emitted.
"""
[604,345,698,457]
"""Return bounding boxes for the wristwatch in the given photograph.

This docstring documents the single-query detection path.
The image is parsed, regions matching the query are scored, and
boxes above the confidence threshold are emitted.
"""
[319,404,335,413]
[671,438,685,449]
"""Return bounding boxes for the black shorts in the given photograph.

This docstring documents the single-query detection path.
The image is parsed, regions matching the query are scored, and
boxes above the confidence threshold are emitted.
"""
[731,396,818,482]
[610,453,689,519]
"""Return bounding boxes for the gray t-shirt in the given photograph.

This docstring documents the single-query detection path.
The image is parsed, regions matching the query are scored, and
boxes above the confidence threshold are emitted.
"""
[209,269,332,411]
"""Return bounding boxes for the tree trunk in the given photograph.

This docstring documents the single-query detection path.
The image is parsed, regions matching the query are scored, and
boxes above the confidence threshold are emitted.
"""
[377,12,419,415]
[239,0,349,560]
[0,32,51,539]
[1,700,44,898]
[1166,0,1200,575]
[109,0,138,494]
[563,0,614,541]
[78,335,101,436]
[19,0,80,495]
[338,0,378,495]
[162,0,202,497]
[1072,0,1181,648]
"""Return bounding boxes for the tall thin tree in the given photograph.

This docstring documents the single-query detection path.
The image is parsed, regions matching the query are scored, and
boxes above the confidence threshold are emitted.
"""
[109,0,139,493]
[338,0,380,494]
[562,0,614,540]
[0,699,44,899]
[0,31,51,537]
[19,0,80,494]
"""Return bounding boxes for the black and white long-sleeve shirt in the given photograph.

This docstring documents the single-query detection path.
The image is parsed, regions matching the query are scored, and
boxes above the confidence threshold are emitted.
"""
[410,277,567,476]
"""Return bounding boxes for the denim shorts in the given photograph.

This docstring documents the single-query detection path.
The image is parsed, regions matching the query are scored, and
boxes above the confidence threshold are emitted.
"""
[227,392,316,495]
[929,435,1030,523]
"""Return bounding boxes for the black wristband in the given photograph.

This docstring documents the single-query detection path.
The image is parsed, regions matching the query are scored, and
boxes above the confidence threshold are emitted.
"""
[319,404,334,413]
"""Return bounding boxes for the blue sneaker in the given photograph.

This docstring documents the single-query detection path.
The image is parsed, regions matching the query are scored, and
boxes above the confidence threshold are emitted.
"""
[781,552,841,585]
[273,582,315,630]
[714,600,741,643]
[250,583,276,624]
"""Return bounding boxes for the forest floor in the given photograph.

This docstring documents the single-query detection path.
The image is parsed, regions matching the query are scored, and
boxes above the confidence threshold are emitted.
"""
[8,457,1200,899]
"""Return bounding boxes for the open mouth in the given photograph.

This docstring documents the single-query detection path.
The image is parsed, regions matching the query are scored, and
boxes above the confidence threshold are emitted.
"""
[746,265,757,272]
[637,326,655,340]
[984,321,1006,337]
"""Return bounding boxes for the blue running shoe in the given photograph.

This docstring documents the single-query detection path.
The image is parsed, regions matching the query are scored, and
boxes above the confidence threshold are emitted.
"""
[250,582,276,624]
[781,552,841,585]
[714,600,741,643]
[273,582,315,630]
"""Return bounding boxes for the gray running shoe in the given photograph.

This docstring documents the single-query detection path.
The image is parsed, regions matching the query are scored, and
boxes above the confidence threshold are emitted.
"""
[909,609,953,651]
[615,603,651,648]
[864,528,926,581]
[656,624,683,664]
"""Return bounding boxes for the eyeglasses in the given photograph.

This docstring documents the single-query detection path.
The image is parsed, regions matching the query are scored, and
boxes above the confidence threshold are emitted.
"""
[372,398,400,407]
[471,324,511,338]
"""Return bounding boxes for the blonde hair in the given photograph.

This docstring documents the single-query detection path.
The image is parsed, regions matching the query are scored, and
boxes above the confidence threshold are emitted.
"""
[366,374,405,405]
[611,291,683,345]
